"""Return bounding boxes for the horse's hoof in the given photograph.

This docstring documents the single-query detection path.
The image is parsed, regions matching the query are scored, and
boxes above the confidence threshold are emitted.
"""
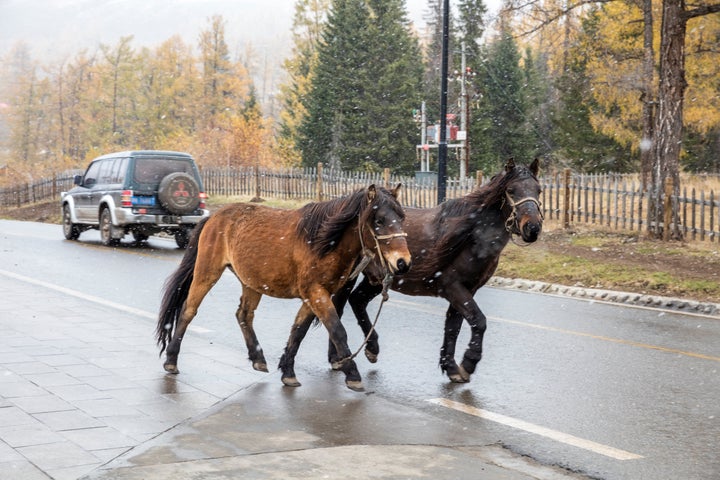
[346,380,365,392]
[364,349,378,363]
[164,364,179,374]
[448,365,470,383]
[253,362,268,373]
[282,377,301,387]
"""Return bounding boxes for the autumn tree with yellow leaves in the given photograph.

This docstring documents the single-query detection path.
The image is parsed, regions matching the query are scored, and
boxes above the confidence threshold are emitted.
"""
[502,0,720,238]
[0,15,275,175]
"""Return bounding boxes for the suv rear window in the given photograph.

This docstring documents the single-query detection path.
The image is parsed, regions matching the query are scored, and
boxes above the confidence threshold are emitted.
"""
[133,158,194,185]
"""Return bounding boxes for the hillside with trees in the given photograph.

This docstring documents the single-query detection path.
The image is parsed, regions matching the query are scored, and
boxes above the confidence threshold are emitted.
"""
[0,0,718,193]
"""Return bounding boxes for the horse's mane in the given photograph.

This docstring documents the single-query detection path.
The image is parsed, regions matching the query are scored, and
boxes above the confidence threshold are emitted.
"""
[296,186,403,257]
[414,164,537,278]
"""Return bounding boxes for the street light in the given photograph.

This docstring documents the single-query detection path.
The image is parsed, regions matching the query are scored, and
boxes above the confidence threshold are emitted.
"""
[437,0,450,204]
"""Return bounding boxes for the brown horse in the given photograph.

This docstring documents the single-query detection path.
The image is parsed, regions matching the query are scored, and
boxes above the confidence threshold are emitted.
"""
[328,159,543,383]
[156,185,411,391]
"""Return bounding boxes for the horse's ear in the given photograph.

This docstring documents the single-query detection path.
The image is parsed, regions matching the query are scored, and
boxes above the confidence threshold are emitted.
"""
[367,184,377,201]
[530,158,540,176]
[390,183,402,198]
[505,158,515,173]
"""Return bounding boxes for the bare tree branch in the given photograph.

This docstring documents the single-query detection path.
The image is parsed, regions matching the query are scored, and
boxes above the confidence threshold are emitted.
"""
[684,3,720,20]
[506,0,615,38]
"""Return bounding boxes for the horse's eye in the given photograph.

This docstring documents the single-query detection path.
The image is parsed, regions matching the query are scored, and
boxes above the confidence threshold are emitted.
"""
[374,218,384,227]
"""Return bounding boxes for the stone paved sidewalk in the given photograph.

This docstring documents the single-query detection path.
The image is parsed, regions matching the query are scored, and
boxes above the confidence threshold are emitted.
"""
[0,274,264,480]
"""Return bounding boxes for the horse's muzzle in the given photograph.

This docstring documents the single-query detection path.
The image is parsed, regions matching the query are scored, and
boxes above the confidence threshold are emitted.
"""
[521,221,542,243]
[394,257,411,275]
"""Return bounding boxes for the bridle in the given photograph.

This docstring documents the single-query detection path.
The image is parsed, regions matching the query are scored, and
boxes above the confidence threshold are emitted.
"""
[503,191,543,244]
[350,210,407,282]
[336,208,407,370]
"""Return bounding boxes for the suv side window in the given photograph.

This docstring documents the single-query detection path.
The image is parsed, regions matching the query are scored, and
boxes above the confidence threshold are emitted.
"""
[105,157,128,185]
[112,157,129,184]
[82,161,102,187]
[97,159,116,185]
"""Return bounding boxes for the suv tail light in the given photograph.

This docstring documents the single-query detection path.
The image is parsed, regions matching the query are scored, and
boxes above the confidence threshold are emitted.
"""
[199,192,207,209]
[121,190,133,207]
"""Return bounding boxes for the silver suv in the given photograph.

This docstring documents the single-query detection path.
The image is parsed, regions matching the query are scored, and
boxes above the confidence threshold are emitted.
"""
[61,150,209,248]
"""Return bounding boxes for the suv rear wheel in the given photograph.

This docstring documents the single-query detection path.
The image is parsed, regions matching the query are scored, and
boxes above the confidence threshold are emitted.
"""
[100,208,121,247]
[174,227,192,249]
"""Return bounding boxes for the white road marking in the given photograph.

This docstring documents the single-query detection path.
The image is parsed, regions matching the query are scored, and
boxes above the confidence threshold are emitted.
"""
[0,268,212,334]
[427,398,643,461]
[388,299,720,362]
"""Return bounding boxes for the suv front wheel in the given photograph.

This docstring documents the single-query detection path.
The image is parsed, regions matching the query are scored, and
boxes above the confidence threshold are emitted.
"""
[62,204,81,240]
[100,208,121,247]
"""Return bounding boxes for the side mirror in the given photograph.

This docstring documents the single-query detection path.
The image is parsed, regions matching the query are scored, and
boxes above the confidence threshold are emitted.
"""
[73,175,83,186]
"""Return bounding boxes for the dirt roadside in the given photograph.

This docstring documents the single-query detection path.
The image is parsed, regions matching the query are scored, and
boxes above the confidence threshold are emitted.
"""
[3,200,719,304]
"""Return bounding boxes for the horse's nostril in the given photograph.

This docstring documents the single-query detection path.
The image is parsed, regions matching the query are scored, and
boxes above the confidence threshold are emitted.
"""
[523,222,541,242]
[396,258,410,274]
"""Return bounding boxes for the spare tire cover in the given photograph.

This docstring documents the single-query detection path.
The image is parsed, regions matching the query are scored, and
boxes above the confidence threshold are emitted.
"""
[158,172,201,214]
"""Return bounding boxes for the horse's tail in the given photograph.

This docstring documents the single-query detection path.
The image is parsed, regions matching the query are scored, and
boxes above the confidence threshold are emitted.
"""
[156,217,209,354]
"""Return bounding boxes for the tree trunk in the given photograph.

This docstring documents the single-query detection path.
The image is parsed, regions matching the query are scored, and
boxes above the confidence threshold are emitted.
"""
[639,0,654,192]
[650,0,686,240]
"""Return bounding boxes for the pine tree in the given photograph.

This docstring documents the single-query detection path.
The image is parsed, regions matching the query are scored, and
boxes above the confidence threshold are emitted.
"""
[552,41,633,172]
[422,0,454,127]
[297,0,423,173]
[457,0,486,61]
[352,0,424,173]
[472,25,533,172]
[278,0,331,166]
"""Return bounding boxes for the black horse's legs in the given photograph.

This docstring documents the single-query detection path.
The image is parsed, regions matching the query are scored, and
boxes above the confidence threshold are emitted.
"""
[440,306,468,382]
[278,303,315,387]
[310,290,364,391]
[443,287,486,382]
[326,277,356,366]
[346,277,383,363]
[235,287,267,372]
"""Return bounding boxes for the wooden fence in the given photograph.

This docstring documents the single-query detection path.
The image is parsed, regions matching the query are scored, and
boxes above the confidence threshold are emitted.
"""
[2,166,718,243]
[0,172,81,208]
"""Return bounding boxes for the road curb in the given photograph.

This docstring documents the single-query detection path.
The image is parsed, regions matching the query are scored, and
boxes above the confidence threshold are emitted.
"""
[488,277,720,316]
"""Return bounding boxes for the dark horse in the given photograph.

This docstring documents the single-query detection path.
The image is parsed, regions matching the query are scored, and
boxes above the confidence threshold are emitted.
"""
[328,159,543,383]
[156,185,412,391]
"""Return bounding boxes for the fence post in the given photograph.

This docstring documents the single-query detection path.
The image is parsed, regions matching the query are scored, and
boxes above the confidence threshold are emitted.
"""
[316,162,324,202]
[563,168,571,229]
[663,178,673,241]
[383,168,390,188]
[476,170,483,188]
[251,163,263,202]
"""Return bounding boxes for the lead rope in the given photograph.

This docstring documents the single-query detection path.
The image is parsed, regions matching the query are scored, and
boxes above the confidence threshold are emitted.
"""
[338,270,394,368]
[338,218,406,367]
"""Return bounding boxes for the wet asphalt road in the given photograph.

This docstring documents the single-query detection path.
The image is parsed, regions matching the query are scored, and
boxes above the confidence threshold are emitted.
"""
[1,219,719,479]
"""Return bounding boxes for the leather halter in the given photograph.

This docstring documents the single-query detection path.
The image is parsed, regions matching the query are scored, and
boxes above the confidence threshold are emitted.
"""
[504,191,543,236]
[350,221,407,281]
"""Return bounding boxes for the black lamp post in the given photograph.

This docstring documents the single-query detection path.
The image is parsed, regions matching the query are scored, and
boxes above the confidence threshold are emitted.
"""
[437,0,450,204]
